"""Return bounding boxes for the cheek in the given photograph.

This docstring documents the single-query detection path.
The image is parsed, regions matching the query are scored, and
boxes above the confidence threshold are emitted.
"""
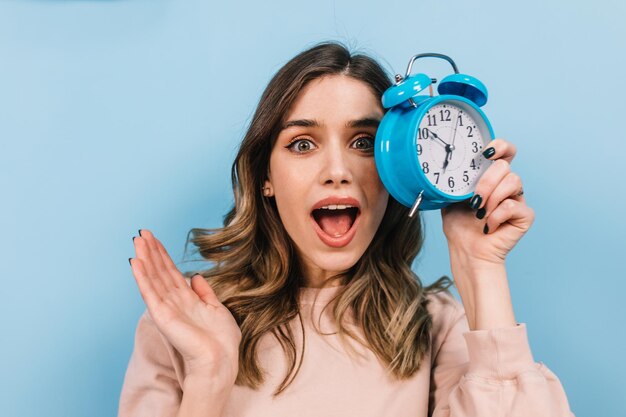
[357,161,389,228]
[363,161,389,203]
[268,157,310,228]
[370,186,389,225]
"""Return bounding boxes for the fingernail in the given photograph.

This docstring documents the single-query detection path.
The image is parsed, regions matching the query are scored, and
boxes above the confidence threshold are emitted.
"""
[482,147,495,159]
[128,258,132,266]
[476,207,486,219]
[132,236,136,242]
[469,194,482,209]
[483,224,489,234]
[138,229,142,236]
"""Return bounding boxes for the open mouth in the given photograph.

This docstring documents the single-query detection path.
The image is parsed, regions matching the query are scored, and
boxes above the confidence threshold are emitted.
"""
[311,206,360,238]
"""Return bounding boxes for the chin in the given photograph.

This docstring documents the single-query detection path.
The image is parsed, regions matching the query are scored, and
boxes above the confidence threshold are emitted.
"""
[307,248,364,276]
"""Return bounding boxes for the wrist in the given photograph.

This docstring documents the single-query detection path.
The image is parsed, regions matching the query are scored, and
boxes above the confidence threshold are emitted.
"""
[448,246,507,284]
[182,374,235,396]
[183,357,239,389]
[447,249,516,331]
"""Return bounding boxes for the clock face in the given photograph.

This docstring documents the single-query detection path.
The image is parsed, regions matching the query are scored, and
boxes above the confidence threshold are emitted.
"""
[416,101,492,196]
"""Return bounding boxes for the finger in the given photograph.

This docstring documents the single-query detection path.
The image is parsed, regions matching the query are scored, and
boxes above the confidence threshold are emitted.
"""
[134,235,168,298]
[481,138,517,163]
[481,172,524,218]
[190,274,220,308]
[152,236,187,289]
[140,229,176,291]
[129,257,163,309]
[484,198,535,234]
[471,159,511,210]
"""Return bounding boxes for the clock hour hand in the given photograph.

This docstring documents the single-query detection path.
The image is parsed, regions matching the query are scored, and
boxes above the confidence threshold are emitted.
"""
[426,129,454,172]
[425,128,450,147]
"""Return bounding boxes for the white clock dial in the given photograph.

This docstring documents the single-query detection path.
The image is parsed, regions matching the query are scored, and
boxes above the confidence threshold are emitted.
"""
[416,101,492,196]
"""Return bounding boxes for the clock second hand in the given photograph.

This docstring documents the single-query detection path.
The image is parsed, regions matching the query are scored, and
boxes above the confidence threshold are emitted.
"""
[450,110,461,150]
[443,111,461,172]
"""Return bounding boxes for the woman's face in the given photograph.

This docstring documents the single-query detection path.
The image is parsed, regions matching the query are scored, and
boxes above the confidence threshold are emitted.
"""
[265,74,389,287]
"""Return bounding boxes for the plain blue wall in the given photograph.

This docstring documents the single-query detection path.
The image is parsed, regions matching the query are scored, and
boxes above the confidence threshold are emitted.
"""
[1,1,624,416]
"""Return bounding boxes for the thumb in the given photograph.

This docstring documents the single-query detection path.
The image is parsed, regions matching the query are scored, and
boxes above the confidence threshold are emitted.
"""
[190,274,220,306]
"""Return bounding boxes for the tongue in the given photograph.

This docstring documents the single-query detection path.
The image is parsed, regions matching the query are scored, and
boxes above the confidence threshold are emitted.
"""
[317,211,353,237]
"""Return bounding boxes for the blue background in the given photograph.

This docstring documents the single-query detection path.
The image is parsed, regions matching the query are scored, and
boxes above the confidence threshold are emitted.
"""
[1,1,624,416]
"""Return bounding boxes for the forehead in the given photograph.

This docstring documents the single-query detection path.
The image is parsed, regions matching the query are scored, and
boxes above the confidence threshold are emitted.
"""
[284,75,383,122]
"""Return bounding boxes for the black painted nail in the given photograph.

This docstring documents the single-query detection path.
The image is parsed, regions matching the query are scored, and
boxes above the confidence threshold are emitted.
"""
[483,224,489,234]
[469,194,482,209]
[128,258,132,265]
[132,236,136,242]
[138,229,142,236]
[482,147,496,159]
[476,207,486,219]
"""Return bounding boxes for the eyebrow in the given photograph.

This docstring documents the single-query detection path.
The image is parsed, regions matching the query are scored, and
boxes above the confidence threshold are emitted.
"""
[280,117,381,131]
[281,119,319,130]
[347,117,381,129]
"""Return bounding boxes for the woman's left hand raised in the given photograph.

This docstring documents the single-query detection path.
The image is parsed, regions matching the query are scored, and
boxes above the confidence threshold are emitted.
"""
[441,138,535,266]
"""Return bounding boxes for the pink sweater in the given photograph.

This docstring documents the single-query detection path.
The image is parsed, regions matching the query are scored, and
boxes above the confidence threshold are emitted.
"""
[118,285,574,416]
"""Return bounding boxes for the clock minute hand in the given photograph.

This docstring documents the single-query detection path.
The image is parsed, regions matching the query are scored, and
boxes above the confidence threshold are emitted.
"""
[442,143,455,172]
[442,152,450,172]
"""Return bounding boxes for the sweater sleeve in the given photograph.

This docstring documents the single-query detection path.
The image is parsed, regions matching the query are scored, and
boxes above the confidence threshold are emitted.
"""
[117,309,185,417]
[428,295,575,417]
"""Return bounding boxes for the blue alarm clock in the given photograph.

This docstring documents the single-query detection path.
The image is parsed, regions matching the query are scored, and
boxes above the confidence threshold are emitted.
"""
[374,53,495,216]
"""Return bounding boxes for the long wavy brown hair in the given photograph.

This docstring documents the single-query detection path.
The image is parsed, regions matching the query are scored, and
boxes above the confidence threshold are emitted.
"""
[182,41,453,396]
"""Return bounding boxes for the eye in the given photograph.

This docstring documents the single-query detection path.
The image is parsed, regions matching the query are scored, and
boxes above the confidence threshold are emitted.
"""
[352,135,375,152]
[286,138,317,153]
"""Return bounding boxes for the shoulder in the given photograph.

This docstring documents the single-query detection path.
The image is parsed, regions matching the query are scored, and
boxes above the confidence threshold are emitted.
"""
[424,289,464,324]
[423,289,468,356]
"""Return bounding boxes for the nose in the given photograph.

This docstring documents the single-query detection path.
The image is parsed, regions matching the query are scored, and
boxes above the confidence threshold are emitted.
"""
[319,142,353,186]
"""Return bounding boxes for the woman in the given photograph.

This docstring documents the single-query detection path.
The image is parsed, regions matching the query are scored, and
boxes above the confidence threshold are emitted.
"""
[119,42,574,417]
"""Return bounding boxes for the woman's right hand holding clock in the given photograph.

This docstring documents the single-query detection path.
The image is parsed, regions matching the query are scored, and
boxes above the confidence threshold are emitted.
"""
[129,229,242,388]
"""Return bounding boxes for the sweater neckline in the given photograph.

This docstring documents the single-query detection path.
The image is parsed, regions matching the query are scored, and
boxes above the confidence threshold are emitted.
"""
[298,284,347,305]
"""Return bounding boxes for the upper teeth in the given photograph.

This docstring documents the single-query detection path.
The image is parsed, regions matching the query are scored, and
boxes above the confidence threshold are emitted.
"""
[319,204,354,210]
